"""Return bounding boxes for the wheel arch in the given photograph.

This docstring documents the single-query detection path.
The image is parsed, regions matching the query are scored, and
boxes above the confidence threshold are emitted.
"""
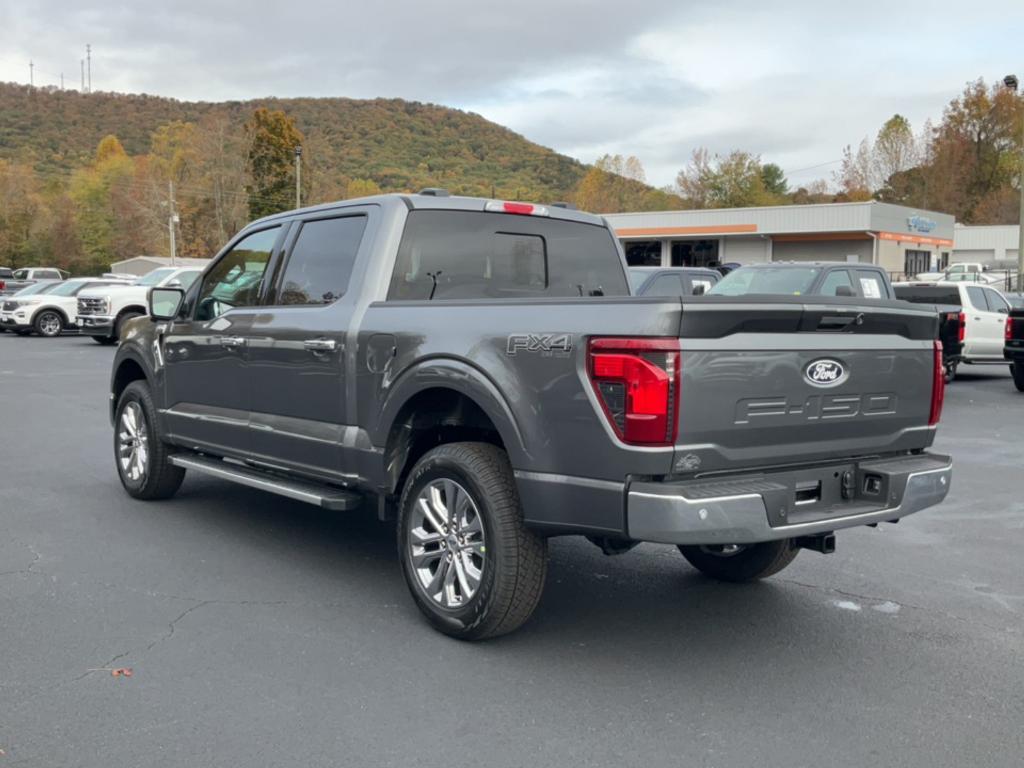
[110,352,151,426]
[378,360,528,496]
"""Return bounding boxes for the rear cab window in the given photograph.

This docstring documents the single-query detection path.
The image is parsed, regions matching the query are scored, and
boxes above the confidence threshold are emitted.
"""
[387,211,628,300]
[894,286,962,307]
[855,269,888,299]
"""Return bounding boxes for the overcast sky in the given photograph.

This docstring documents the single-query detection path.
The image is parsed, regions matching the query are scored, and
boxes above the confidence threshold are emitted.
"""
[1,0,1021,188]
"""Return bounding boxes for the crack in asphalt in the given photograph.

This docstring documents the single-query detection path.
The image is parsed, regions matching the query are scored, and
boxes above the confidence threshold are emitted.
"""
[0,541,42,578]
[73,600,212,682]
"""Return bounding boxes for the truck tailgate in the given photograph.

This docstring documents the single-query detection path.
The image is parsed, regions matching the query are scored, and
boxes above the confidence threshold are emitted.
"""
[673,299,939,475]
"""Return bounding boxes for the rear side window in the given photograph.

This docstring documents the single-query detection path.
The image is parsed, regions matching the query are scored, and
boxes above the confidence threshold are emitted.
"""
[855,270,887,299]
[984,289,1010,313]
[37,270,61,279]
[276,215,367,305]
[388,211,628,300]
[965,286,989,311]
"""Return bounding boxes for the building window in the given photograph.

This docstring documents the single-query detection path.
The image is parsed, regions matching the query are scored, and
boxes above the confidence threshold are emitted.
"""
[671,239,719,268]
[624,240,661,267]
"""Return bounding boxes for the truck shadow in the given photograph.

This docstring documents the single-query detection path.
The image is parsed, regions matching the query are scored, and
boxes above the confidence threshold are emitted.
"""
[164,475,884,668]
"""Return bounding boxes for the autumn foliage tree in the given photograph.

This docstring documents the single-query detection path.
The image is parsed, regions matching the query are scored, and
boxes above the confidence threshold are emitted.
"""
[245,108,306,219]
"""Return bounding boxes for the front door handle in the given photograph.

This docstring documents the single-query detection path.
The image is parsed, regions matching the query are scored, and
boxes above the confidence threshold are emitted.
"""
[303,338,337,352]
[219,336,246,348]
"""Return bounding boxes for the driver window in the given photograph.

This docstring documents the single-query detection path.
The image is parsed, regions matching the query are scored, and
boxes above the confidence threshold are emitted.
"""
[195,227,279,321]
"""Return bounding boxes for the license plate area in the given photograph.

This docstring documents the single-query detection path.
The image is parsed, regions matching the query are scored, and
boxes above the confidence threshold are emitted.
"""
[763,462,891,527]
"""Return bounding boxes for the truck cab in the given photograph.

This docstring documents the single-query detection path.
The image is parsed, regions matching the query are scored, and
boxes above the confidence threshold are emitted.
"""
[707,262,894,299]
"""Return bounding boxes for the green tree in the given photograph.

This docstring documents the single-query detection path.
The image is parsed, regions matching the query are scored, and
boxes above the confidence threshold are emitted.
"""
[345,178,381,198]
[760,163,788,197]
[245,108,305,219]
[676,149,774,208]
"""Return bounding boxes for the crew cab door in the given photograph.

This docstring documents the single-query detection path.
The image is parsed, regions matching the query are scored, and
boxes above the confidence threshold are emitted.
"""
[245,210,372,479]
[161,225,284,455]
[963,285,1003,359]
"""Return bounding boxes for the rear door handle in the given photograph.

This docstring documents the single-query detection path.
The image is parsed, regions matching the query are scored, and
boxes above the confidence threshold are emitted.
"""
[303,338,337,352]
[219,336,246,348]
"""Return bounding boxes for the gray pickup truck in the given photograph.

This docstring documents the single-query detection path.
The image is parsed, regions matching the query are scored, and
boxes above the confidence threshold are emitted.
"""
[0,267,66,296]
[108,192,952,639]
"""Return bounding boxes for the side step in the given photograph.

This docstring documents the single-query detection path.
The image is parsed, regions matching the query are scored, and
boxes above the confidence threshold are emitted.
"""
[169,454,362,511]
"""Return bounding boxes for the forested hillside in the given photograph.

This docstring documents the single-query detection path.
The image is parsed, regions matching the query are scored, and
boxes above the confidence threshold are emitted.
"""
[0,83,587,199]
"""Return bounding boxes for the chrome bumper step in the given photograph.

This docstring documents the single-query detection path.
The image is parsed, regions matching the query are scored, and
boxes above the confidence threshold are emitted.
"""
[169,454,361,511]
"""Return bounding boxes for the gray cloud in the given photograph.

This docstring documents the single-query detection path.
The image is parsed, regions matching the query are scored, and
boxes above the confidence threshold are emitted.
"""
[2,0,1021,187]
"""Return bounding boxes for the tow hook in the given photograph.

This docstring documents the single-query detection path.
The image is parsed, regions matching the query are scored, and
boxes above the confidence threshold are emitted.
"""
[841,470,856,500]
[794,533,836,554]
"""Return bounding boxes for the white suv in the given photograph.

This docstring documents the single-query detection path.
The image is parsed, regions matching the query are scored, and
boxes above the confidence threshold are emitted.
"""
[0,277,133,337]
[77,267,203,344]
[895,281,1011,373]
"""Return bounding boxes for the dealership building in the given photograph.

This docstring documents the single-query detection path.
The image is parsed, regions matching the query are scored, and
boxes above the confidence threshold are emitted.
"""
[951,224,1021,268]
[606,201,955,277]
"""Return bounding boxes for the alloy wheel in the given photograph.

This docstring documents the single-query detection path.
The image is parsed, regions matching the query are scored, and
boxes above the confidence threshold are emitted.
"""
[408,478,486,609]
[117,402,149,482]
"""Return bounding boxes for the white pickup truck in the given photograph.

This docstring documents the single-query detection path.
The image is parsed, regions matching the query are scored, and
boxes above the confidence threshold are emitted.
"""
[914,262,999,284]
[77,266,203,344]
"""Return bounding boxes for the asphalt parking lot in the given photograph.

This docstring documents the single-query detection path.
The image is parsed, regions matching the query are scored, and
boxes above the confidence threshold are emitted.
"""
[2,333,1022,768]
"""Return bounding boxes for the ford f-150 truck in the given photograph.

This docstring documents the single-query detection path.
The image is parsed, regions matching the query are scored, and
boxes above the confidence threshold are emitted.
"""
[108,192,953,639]
[77,266,203,343]
[0,267,67,296]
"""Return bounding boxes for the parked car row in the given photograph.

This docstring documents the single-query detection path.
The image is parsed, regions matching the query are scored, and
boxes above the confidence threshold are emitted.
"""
[0,266,202,339]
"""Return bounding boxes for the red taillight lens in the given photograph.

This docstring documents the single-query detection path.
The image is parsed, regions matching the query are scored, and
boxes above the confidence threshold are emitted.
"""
[929,339,945,427]
[957,312,966,343]
[0,280,5,290]
[1006,316,1014,341]
[588,337,680,445]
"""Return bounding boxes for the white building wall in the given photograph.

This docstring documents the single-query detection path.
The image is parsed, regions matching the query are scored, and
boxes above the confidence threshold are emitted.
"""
[722,236,770,264]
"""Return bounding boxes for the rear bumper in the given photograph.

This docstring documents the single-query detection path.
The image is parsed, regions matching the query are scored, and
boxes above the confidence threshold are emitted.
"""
[627,452,952,545]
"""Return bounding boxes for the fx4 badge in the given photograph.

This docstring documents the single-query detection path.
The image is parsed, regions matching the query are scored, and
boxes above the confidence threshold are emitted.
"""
[506,333,573,357]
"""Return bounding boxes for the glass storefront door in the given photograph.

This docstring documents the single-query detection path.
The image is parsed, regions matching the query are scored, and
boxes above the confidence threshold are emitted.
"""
[671,239,719,268]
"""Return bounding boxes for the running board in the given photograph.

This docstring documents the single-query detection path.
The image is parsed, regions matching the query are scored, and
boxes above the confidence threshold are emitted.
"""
[169,454,361,511]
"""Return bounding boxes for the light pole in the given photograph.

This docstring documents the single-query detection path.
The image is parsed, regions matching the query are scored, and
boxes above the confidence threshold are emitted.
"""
[295,145,302,209]
[1005,74,1024,291]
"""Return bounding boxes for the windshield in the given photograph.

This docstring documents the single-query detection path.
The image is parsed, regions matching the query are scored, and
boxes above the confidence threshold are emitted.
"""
[15,281,60,297]
[48,280,90,296]
[708,267,820,296]
[135,268,175,287]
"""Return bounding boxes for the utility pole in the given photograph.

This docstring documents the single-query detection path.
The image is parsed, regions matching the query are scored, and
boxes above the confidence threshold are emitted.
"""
[60,72,64,90]
[295,145,302,209]
[168,181,178,266]
[1005,74,1024,292]
[29,60,33,87]
[86,44,91,92]
[81,59,85,91]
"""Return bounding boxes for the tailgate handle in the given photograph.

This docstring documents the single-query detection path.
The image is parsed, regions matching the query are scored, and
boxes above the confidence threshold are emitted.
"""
[817,313,864,331]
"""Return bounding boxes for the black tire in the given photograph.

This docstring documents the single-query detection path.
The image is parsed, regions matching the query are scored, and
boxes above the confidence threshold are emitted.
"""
[114,311,143,341]
[1012,363,1024,392]
[944,360,958,383]
[678,540,799,583]
[33,310,65,337]
[114,380,185,500]
[398,442,547,640]
[92,335,116,345]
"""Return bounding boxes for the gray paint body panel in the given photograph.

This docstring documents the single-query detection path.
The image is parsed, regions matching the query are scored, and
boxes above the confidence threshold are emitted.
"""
[111,193,951,541]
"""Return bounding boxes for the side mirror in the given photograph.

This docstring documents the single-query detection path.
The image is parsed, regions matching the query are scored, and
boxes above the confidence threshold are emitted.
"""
[148,287,185,320]
[166,279,182,288]
[692,284,706,296]
[998,306,1009,314]
[835,285,855,297]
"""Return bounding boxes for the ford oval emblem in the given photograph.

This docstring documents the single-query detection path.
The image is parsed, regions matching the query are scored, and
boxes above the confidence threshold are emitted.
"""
[805,358,847,387]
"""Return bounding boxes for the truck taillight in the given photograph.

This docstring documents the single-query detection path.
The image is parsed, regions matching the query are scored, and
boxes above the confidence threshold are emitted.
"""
[588,337,680,446]
[1006,316,1014,341]
[957,312,966,343]
[929,339,945,427]
[0,280,5,290]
